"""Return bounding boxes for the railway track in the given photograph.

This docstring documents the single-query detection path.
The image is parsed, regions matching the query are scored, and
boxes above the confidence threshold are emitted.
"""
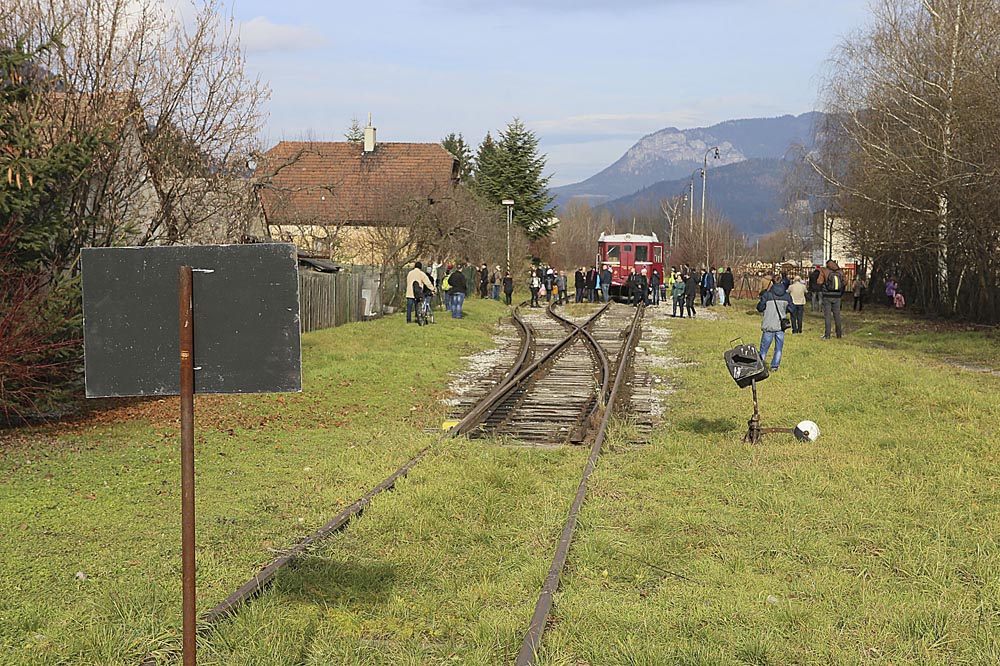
[156,300,645,665]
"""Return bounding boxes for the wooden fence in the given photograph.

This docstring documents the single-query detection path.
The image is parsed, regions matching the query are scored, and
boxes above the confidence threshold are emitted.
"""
[298,266,391,333]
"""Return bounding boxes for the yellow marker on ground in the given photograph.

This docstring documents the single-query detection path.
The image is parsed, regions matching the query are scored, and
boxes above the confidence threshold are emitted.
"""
[441,420,459,430]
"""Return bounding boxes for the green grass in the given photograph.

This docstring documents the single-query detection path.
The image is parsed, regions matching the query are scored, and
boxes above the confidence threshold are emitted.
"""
[3,298,1000,664]
[536,303,1000,665]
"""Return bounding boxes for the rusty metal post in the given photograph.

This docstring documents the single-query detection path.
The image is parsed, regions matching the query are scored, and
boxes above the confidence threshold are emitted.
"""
[745,379,762,444]
[178,266,196,666]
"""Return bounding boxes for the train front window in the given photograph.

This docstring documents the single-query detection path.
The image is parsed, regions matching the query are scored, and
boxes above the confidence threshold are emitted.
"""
[654,246,663,263]
[635,246,648,262]
[606,245,620,263]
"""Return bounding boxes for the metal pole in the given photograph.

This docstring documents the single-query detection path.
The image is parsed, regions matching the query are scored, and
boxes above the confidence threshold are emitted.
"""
[506,205,512,275]
[701,165,707,268]
[178,266,196,666]
[702,148,718,270]
[688,178,694,233]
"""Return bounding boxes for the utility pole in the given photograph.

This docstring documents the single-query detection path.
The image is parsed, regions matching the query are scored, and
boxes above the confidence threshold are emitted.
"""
[701,146,719,269]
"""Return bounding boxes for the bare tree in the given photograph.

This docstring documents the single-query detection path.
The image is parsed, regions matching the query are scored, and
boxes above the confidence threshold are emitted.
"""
[2,0,269,256]
[814,0,1000,321]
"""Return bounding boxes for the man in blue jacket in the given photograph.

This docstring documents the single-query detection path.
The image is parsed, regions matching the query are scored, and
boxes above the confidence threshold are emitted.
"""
[756,277,792,371]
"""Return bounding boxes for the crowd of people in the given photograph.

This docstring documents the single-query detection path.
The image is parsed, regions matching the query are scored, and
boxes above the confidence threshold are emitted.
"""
[405,259,753,321]
[405,258,903,379]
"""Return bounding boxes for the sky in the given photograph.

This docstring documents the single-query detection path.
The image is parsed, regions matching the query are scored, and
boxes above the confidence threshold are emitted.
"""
[218,0,874,186]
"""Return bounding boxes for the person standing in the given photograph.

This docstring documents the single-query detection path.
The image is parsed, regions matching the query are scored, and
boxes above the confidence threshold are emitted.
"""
[885,277,897,308]
[529,270,541,307]
[574,268,585,303]
[600,265,612,304]
[683,271,698,317]
[636,269,650,306]
[557,270,568,305]
[820,259,846,338]
[405,261,436,324]
[545,265,555,302]
[787,274,808,334]
[670,273,686,317]
[626,268,638,306]
[719,267,735,306]
[502,271,514,305]
[852,272,867,311]
[448,264,468,319]
[650,270,661,306]
[490,265,502,300]
[586,266,598,302]
[441,266,453,313]
[756,277,792,371]
[702,268,717,306]
[808,265,822,311]
[478,263,489,298]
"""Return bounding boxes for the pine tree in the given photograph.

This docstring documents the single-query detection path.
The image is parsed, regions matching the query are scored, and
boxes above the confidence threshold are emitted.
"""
[472,132,499,195]
[345,116,364,143]
[1,38,102,269]
[441,132,472,182]
[474,119,556,240]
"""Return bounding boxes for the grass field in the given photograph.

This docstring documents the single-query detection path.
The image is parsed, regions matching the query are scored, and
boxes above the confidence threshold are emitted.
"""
[2,297,999,665]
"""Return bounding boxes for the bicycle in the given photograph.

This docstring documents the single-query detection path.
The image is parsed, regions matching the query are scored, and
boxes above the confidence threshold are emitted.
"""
[413,282,435,326]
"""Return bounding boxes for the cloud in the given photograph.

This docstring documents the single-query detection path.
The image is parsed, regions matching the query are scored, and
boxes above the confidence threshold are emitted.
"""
[530,112,703,140]
[239,17,328,53]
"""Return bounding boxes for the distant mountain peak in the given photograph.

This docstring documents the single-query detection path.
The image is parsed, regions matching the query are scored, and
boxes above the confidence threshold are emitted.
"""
[552,111,822,207]
[551,111,825,237]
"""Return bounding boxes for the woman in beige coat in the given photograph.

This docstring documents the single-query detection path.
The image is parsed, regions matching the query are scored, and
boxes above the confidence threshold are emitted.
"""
[787,274,808,334]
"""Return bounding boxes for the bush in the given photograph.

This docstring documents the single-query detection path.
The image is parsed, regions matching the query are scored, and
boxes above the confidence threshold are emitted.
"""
[0,260,82,424]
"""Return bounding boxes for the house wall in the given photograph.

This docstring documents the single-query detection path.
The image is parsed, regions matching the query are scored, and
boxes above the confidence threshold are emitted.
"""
[812,210,859,268]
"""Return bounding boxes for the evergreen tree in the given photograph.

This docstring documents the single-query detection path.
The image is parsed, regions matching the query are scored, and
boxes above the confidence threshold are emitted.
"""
[472,131,500,195]
[473,119,556,240]
[1,37,102,269]
[441,132,473,182]
[1,35,99,420]
[345,116,364,143]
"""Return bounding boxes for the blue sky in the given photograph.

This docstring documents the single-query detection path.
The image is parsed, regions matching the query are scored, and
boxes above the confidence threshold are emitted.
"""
[221,0,873,186]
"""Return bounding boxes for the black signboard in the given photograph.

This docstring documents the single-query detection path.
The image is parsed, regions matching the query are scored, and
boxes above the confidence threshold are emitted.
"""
[82,244,302,397]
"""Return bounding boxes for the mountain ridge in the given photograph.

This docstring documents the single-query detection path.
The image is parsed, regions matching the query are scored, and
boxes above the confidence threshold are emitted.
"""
[551,112,823,235]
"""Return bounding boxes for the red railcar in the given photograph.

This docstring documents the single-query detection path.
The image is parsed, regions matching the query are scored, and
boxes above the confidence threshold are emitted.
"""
[597,232,665,299]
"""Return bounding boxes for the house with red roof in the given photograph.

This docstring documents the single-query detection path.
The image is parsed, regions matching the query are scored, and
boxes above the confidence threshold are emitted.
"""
[257,119,459,264]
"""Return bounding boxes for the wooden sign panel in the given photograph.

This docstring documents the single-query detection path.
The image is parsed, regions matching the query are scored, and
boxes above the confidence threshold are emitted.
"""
[82,244,302,397]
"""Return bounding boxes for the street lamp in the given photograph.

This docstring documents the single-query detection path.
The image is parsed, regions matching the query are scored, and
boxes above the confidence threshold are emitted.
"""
[701,146,720,268]
[502,198,514,274]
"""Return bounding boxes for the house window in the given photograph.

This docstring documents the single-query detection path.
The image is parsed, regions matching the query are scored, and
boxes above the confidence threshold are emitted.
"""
[654,246,663,263]
[606,245,620,262]
[635,246,648,262]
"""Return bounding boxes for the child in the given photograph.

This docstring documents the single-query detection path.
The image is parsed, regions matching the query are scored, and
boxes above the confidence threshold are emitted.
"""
[893,289,905,309]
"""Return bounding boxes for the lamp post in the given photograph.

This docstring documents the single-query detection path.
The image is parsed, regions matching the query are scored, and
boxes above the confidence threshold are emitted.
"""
[701,146,720,268]
[502,198,514,274]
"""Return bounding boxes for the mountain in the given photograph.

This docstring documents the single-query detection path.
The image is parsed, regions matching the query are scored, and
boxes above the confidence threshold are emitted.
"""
[551,112,822,210]
[604,158,791,238]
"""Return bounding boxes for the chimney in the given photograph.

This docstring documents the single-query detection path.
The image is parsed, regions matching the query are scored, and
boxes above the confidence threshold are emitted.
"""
[363,112,376,153]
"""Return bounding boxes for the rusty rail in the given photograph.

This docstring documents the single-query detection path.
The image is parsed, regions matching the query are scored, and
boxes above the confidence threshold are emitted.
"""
[191,303,538,634]
[516,303,644,665]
